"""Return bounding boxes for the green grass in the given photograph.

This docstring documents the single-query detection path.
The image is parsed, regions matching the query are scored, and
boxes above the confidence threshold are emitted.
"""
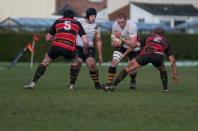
[0,62,198,131]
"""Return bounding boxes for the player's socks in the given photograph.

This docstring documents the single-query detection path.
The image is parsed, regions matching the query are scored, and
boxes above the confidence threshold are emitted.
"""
[89,70,100,88]
[129,71,137,89]
[160,70,168,91]
[130,71,137,79]
[32,64,47,83]
[107,66,116,84]
[112,69,128,86]
[70,65,80,84]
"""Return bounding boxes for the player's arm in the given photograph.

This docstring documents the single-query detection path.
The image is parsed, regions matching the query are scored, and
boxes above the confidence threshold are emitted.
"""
[80,35,89,54]
[111,23,122,47]
[165,43,178,83]
[122,35,141,48]
[46,33,56,42]
[95,31,103,65]
[46,21,57,42]
[78,22,89,54]
[168,55,178,83]
[111,32,122,47]
[123,22,140,47]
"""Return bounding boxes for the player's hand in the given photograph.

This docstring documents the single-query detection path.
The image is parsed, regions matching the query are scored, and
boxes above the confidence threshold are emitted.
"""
[111,33,122,47]
[98,56,103,66]
[172,73,178,84]
[111,41,121,47]
[114,32,122,38]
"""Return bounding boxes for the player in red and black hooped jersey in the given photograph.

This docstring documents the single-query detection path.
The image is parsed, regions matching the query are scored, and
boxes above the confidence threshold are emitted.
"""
[24,10,89,89]
[105,28,178,92]
[48,15,86,52]
[136,29,174,67]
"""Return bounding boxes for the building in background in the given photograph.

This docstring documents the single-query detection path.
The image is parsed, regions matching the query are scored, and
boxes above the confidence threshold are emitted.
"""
[107,0,198,16]
[1,0,198,33]
[109,2,198,28]
[0,0,108,32]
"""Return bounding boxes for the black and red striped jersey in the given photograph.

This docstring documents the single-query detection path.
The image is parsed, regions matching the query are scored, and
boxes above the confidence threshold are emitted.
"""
[48,18,86,51]
[139,34,173,56]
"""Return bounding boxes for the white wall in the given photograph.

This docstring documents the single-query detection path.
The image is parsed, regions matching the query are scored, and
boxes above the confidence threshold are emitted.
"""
[130,3,198,28]
[130,0,198,8]
[97,8,108,20]
[130,4,154,23]
[107,0,130,14]
[107,0,198,15]
[0,0,55,21]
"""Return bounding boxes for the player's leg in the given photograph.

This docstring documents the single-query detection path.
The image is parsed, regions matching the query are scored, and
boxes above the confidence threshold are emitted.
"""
[128,51,140,89]
[107,50,123,85]
[129,71,137,89]
[105,55,147,91]
[85,57,101,89]
[69,57,83,89]
[84,47,103,89]
[156,65,168,92]
[106,58,142,91]
[24,46,58,89]
[159,66,168,92]
[155,64,168,92]
[61,46,83,90]
[152,54,168,92]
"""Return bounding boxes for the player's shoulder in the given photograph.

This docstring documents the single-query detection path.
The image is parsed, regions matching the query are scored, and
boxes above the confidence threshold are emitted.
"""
[93,21,100,28]
[76,18,85,23]
[94,20,100,25]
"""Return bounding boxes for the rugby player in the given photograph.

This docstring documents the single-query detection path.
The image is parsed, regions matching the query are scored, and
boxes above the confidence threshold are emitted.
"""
[69,8,104,90]
[106,13,140,89]
[104,28,178,92]
[24,9,89,89]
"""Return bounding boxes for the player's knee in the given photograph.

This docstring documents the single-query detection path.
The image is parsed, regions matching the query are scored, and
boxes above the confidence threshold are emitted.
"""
[130,70,137,76]
[71,62,81,69]
[111,59,119,67]
[126,59,139,72]
[41,54,52,66]
[112,50,123,66]
[76,58,83,64]
[86,58,96,70]
[157,65,166,71]
[72,58,83,68]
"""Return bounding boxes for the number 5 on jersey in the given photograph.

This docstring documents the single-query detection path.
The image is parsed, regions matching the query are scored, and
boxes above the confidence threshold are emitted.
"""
[64,21,71,30]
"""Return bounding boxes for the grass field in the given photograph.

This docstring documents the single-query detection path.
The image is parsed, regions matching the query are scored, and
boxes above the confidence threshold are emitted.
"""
[0,62,198,131]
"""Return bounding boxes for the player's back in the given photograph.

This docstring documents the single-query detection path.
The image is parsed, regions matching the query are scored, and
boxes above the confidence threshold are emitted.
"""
[143,34,169,55]
[50,17,85,51]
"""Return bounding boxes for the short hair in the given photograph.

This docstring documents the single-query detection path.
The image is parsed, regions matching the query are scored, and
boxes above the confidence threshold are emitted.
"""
[63,9,74,18]
[152,28,165,36]
[117,13,127,20]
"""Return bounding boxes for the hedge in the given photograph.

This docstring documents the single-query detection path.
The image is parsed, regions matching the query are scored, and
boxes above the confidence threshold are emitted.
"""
[0,32,198,62]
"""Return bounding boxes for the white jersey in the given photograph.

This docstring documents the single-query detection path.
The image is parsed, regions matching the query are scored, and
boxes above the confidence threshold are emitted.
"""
[76,18,100,47]
[112,20,140,51]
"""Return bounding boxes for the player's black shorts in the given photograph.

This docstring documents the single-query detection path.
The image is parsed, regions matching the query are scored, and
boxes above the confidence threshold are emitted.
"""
[115,47,140,60]
[76,46,95,61]
[47,45,76,60]
[135,53,164,67]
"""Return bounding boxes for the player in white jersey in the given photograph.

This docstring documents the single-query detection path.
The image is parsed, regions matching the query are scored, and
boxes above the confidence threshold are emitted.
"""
[69,8,104,90]
[106,13,141,89]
